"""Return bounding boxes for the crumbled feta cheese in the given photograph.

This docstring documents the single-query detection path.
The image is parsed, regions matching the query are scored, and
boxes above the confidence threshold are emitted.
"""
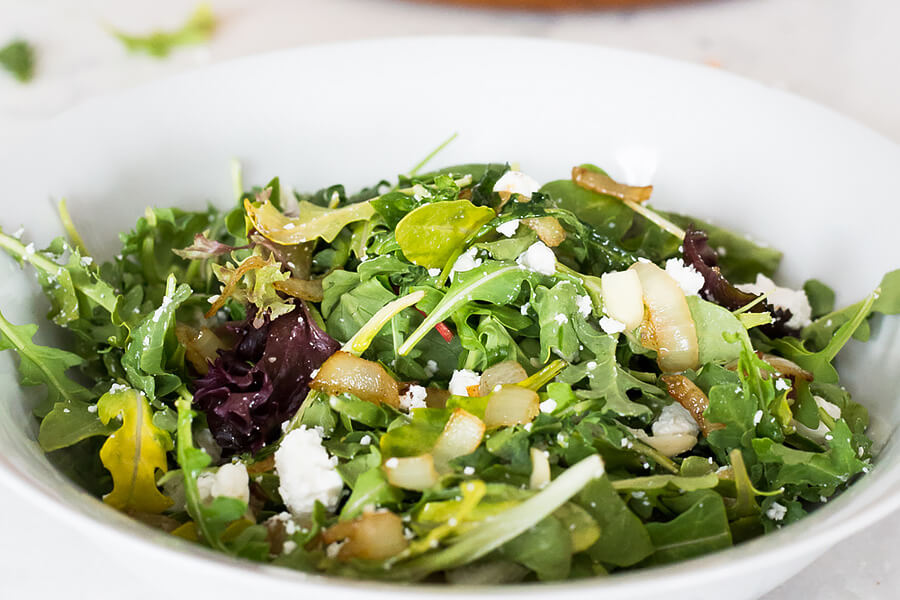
[325,540,346,559]
[766,502,787,521]
[520,302,530,315]
[87,404,97,413]
[575,295,593,317]
[12,227,24,239]
[449,369,481,396]
[427,267,441,277]
[664,258,705,296]
[399,384,428,412]
[496,219,520,237]
[598,316,626,334]
[539,398,557,413]
[282,541,298,554]
[463,466,475,476]
[753,410,764,426]
[553,313,569,325]
[424,360,439,378]
[586,361,598,370]
[197,462,250,505]
[80,256,93,266]
[385,457,399,469]
[275,426,344,521]
[516,241,556,275]
[493,171,540,199]
[359,434,372,446]
[775,378,791,392]
[651,403,700,437]
[793,395,842,443]
[736,274,812,329]
[451,247,482,275]
[109,383,129,394]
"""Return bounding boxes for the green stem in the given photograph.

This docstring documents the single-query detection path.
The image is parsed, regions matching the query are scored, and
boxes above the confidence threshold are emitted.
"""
[406,132,458,178]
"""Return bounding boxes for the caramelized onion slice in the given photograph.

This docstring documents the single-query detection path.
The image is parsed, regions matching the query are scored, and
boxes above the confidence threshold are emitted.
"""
[660,374,723,436]
[630,261,699,373]
[311,351,400,409]
[522,217,566,247]
[479,360,528,397]
[484,385,540,429]
[571,166,653,204]
[383,454,440,491]
[272,277,324,302]
[529,447,551,489]
[175,324,227,375]
[724,353,813,382]
[321,510,409,561]
[643,433,698,457]
[432,409,486,473]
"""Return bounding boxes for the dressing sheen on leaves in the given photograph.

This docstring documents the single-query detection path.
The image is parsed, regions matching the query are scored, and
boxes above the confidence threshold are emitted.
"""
[395,200,495,269]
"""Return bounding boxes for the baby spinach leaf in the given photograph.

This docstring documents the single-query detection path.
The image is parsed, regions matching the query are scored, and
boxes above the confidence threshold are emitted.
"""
[687,296,750,364]
[576,476,654,567]
[109,3,216,58]
[540,180,633,240]
[498,515,572,580]
[0,310,94,418]
[98,387,173,513]
[395,200,495,269]
[643,490,732,565]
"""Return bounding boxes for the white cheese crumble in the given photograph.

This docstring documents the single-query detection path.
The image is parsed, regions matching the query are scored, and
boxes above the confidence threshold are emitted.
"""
[427,267,441,277]
[451,247,482,276]
[664,258,705,296]
[736,274,812,329]
[651,403,700,437]
[424,360,439,378]
[539,398,557,413]
[399,384,428,412]
[448,369,481,396]
[775,378,791,392]
[275,426,344,521]
[553,313,569,325]
[575,294,593,317]
[495,219,520,237]
[520,302,530,315]
[80,256,94,266]
[493,171,540,199]
[282,541,298,554]
[598,316,627,334]
[516,241,556,276]
[765,502,787,521]
[463,466,475,476]
[325,540,346,559]
[196,462,250,505]
[793,395,842,443]
[753,410,764,426]
[359,434,372,446]
[109,383,130,394]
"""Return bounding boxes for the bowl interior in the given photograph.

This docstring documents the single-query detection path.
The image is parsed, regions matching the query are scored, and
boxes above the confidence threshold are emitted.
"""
[0,37,898,599]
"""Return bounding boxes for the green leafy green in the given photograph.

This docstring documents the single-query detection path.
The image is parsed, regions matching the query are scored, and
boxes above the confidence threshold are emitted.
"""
[0,39,34,82]
[110,4,216,58]
[395,200,495,269]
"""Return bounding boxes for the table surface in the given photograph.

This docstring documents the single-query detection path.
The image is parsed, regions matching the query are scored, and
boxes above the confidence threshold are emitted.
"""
[1,0,898,597]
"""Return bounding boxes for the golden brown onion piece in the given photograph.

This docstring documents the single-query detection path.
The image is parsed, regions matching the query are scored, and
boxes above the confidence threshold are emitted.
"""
[484,385,540,429]
[321,510,409,561]
[310,351,400,409]
[660,374,724,436]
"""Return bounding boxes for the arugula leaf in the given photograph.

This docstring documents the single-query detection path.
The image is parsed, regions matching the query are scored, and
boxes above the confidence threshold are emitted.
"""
[395,200,495,269]
[109,4,216,58]
[122,276,192,400]
[498,515,572,580]
[98,387,173,513]
[175,396,247,552]
[0,39,34,82]
[540,179,633,240]
[39,398,115,453]
[803,279,835,318]
[0,309,94,418]
[531,281,582,363]
[399,261,536,356]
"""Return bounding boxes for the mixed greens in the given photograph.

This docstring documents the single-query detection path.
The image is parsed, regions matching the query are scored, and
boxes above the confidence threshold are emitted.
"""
[1,157,898,583]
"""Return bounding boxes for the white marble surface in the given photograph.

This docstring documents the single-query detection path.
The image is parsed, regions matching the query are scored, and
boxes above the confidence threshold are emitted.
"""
[1,0,898,597]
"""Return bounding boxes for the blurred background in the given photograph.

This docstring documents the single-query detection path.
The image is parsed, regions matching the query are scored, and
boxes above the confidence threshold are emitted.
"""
[0,1,897,598]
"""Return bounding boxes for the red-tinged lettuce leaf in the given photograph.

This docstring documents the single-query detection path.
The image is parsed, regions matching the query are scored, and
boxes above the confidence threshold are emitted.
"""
[193,304,340,453]
[173,233,246,260]
[683,226,797,337]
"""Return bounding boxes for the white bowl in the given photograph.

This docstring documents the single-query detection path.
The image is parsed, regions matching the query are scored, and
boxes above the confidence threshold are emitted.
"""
[0,37,898,600]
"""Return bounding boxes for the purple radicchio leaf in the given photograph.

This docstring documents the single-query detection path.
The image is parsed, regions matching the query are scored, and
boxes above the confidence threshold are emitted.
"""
[683,226,798,337]
[173,233,248,260]
[193,303,340,453]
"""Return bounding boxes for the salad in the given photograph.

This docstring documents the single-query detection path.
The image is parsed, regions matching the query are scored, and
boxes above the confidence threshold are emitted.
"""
[0,157,897,583]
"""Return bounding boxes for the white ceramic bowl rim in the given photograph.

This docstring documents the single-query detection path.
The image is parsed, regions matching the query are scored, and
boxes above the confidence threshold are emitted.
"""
[1,35,899,597]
